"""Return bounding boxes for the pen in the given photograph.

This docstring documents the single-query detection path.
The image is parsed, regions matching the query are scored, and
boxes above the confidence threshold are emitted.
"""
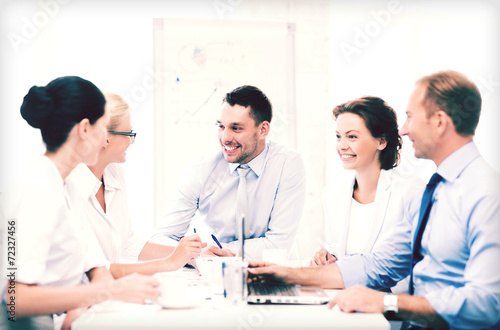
[211,234,223,249]
[194,228,197,234]
[221,261,227,298]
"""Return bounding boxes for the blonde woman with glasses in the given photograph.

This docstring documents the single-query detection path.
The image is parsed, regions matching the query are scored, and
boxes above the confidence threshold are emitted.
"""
[66,93,206,279]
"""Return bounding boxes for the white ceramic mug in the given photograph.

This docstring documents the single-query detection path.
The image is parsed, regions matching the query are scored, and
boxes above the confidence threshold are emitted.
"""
[155,273,188,306]
[195,256,240,294]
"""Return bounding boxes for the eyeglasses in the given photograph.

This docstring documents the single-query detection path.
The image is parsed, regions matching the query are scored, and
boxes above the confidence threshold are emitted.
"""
[108,130,137,139]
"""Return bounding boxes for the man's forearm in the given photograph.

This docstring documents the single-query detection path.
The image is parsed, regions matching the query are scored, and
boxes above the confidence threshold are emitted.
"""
[289,263,345,289]
[396,294,448,328]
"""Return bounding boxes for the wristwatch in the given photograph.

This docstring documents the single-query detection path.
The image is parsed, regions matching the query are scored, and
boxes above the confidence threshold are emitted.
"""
[383,294,398,313]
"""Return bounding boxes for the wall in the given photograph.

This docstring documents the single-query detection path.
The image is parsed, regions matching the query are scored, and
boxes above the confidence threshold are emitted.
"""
[1,0,498,260]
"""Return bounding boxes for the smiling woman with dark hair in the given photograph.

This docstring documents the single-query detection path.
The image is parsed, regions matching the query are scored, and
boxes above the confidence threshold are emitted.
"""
[311,96,423,293]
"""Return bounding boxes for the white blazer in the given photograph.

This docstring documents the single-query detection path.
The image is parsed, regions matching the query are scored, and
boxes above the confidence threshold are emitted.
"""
[322,168,423,293]
[323,168,424,258]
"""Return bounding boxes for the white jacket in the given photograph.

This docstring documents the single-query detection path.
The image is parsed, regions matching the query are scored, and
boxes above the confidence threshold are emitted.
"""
[322,168,423,292]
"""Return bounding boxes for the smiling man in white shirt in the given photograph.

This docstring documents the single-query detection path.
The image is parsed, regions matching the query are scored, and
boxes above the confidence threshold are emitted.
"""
[153,85,306,260]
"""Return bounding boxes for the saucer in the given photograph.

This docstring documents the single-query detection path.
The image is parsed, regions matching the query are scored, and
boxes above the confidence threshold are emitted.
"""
[157,293,204,309]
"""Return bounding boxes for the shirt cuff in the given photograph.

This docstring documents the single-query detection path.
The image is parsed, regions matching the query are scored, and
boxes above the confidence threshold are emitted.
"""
[422,286,463,326]
[336,254,370,288]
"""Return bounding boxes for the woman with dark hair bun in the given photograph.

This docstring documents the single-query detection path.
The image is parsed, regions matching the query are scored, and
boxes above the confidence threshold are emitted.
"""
[1,76,159,330]
[21,76,107,154]
[311,96,424,293]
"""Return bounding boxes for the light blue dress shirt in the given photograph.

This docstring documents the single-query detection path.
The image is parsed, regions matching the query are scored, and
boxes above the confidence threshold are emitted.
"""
[337,142,500,329]
[154,141,306,260]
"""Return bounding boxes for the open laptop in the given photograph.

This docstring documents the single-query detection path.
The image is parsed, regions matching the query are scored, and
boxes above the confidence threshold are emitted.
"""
[239,215,330,305]
[247,281,330,305]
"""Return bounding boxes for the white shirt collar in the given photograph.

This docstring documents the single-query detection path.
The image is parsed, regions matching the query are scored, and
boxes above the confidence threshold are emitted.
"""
[228,142,269,177]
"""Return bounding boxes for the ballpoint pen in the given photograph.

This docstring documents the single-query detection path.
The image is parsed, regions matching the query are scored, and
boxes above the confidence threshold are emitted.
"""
[211,234,223,249]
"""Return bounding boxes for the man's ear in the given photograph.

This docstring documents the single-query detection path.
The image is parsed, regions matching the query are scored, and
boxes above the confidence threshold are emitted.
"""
[434,110,450,136]
[259,121,270,138]
[377,136,387,151]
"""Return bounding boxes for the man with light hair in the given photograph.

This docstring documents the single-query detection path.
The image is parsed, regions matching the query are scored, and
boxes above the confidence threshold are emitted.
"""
[249,71,500,329]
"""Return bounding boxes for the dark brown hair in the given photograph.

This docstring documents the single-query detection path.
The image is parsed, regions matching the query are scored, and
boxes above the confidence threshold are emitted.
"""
[333,96,402,170]
[21,76,105,152]
[224,85,272,125]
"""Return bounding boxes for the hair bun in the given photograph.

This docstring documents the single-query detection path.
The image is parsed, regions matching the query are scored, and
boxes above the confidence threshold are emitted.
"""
[20,85,55,129]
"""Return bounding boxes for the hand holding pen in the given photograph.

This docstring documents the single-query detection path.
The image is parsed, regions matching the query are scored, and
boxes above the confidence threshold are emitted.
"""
[169,231,206,269]
[199,232,236,257]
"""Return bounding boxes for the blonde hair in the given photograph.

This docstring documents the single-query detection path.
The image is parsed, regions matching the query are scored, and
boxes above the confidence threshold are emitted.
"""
[417,70,481,136]
[104,93,129,131]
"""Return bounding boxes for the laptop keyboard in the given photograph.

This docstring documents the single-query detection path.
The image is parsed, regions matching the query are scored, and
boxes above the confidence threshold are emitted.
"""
[248,282,299,296]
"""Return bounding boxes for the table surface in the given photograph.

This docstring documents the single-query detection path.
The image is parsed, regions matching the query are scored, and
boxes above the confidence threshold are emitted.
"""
[73,269,390,330]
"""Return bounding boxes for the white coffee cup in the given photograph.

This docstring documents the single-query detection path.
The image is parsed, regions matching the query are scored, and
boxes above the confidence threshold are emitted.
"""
[262,249,288,265]
[155,273,188,307]
[195,256,240,294]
